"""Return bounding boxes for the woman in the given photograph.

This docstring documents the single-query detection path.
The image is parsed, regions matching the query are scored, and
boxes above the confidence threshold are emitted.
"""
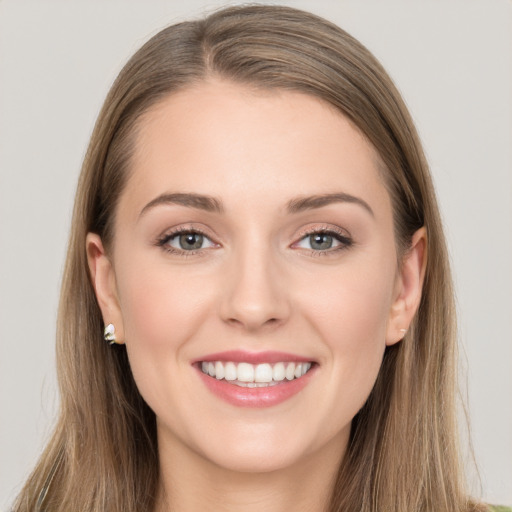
[11,5,509,512]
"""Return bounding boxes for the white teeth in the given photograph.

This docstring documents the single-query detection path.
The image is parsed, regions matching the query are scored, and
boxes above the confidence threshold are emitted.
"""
[224,362,237,381]
[254,363,273,383]
[285,362,295,381]
[235,381,279,388]
[237,362,254,382]
[215,361,225,380]
[273,362,285,381]
[200,360,313,384]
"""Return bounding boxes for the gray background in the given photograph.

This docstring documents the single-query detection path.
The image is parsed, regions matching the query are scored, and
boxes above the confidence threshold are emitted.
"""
[1,0,511,508]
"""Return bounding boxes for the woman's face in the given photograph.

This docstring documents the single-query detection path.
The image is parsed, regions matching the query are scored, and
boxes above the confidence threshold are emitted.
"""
[88,79,424,474]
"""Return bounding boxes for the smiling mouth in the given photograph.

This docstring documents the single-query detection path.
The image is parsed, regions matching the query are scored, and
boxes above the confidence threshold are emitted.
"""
[200,361,313,387]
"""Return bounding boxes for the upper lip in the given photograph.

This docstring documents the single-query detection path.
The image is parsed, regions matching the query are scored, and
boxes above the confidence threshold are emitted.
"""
[192,350,315,365]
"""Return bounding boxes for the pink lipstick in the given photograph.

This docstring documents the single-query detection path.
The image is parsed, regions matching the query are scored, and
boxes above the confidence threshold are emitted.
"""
[193,351,317,408]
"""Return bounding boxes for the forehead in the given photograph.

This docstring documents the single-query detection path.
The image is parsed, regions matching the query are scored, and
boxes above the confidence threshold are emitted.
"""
[120,79,391,220]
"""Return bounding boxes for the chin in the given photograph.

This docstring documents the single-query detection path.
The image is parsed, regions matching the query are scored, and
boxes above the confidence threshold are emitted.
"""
[199,441,311,474]
[188,420,347,475]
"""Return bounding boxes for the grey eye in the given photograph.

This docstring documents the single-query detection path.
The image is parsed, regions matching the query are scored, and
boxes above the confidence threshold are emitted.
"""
[294,230,353,252]
[296,232,341,251]
[180,233,204,250]
[309,233,334,250]
[167,232,214,251]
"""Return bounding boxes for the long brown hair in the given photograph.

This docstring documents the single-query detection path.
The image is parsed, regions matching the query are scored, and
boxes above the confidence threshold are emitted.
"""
[13,5,488,512]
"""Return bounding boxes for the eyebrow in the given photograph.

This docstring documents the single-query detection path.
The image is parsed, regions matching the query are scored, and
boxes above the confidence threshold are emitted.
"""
[138,191,374,218]
[139,192,224,218]
[286,193,374,217]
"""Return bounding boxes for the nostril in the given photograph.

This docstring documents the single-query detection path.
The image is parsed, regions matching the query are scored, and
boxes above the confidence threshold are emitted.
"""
[225,316,281,330]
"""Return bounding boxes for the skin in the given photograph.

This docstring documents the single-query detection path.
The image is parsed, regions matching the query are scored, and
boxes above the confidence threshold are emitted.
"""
[87,79,426,512]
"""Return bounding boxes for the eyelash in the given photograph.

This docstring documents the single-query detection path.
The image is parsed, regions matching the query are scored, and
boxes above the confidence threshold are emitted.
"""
[155,226,353,257]
[293,226,353,256]
[156,227,216,257]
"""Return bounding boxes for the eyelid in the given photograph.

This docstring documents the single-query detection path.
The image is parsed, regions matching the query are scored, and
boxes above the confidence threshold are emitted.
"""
[154,222,353,257]
[167,232,216,250]
[156,223,218,241]
[291,224,353,253]
[155,224,221,255]
[293,224,351,241]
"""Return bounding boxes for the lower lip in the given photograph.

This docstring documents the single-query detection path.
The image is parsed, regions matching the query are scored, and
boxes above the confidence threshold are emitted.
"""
[196,366,316,408]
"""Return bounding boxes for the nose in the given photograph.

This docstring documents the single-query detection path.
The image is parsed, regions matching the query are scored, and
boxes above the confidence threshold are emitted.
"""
[219,244,291,332]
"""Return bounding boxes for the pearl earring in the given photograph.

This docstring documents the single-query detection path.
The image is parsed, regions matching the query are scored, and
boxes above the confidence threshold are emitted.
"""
[103,323,116,345]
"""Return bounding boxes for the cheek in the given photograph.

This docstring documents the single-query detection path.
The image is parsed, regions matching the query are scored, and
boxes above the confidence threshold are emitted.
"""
[296,258,395,403]
[117,259,212,349]
[113,254,217,399]
[113,254,221,424]
[300,258,395,347]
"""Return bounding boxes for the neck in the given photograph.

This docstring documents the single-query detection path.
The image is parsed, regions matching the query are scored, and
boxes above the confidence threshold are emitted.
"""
[154,429,347,512]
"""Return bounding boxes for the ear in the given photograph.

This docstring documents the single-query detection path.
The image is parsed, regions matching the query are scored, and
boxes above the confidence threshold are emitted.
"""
[86,233,125,344]
[386,227,427,346]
